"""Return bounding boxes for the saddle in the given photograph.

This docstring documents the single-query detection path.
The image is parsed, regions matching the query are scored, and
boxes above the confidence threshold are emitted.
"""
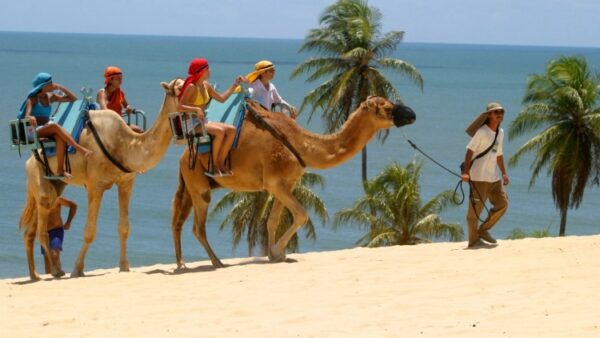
[169,89,247,176]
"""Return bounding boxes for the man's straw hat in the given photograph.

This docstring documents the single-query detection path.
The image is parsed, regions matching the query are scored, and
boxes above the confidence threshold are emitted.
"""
[465,102,504,137]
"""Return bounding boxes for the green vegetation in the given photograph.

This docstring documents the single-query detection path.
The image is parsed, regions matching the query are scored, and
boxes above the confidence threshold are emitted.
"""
[506,227,552,240]
[212,172,328,255]
[509,56,600,236]
[333,161,463,246]
[291,0,423,187]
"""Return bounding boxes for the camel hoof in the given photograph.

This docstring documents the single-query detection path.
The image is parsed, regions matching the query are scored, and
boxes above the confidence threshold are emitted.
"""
[29,273,41,282]
[70,269,85,278]
[268,248,286,263]
[119,264,130,272]
[212,260,225,269]
[175,260,187,270]
[52,269,66,278]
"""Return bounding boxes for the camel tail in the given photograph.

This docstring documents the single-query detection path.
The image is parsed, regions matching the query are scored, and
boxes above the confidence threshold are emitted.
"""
[172,170,193,230]
[19,191,37,232]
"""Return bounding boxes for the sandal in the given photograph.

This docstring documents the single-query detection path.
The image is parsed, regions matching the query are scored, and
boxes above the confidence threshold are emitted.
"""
[44,172,73,180]
[218,167,233,176]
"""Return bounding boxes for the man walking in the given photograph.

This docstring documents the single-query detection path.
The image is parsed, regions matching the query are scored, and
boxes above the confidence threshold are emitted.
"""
[462,102,509,248]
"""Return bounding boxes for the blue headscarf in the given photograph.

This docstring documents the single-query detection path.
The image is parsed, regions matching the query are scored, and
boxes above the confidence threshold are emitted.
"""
[17,72,52,119]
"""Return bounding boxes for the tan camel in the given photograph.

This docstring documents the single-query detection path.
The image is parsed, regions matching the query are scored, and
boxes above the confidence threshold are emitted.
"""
[19,78,183,281]
[171,96,416,268]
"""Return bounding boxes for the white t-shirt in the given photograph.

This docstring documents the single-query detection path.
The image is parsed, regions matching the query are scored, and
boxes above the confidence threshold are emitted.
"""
[466,125,504,182]
[249,80,289,110]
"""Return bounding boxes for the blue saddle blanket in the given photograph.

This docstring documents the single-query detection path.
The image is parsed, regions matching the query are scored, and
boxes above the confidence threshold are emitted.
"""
[43,100,89,156]
[197,92,246,153]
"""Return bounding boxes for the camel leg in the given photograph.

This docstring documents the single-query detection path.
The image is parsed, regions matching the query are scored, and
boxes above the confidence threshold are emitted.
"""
[171,173,193,269]
[190,191,224,268]
[269,191,308,262]
[117,180,134,272]
[72,187,104,278]
[266,199,285,258]
[23,219,39,281]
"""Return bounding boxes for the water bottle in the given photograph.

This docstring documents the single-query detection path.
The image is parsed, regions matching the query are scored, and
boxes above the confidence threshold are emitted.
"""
[27,123,36,144]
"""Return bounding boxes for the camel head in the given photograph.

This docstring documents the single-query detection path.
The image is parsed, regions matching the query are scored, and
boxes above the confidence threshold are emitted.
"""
[362,96,416,128]
[160,78,185,113]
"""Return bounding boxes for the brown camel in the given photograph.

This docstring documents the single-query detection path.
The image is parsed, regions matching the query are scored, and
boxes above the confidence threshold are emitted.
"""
[19,78,182,281]
[171,96,416,268]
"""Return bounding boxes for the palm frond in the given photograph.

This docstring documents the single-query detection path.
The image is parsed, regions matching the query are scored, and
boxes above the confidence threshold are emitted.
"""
[334,160,460,246]
[511,55,600,234]
[378,58,424,91]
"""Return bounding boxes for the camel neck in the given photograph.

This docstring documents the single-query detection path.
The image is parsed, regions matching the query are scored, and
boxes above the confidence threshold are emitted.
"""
[106,95,176,172]
[283,108,379,169]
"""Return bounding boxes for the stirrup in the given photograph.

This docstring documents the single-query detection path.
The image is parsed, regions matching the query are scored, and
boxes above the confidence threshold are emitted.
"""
[43,175,66,180]
[204,171,218,177]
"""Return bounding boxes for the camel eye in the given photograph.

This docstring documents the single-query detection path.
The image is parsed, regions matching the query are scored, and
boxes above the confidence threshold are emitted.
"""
[380,105,392,116]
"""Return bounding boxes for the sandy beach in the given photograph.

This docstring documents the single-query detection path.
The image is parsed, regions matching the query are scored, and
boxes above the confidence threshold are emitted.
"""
[1,235,599,337]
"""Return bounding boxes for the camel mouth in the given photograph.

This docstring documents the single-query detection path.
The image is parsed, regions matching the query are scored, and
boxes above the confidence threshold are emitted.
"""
[392,104,416,127]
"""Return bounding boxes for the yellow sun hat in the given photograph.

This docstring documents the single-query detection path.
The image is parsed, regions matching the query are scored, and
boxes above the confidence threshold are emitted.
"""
[245,60,274,83]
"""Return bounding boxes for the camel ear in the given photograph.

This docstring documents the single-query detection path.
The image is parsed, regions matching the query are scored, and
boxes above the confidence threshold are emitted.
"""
[365,96,377,110]
[160,82,169,91]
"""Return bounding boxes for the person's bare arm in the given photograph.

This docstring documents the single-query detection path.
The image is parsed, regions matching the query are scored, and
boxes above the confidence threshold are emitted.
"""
[97,89,108,109]
[23,98,37,125]
[177,85,205,118]
[461,149,474,182]
[49,83,77,103]
[497,155,509,185]
[57,196,77,230]
[122,96,133,113]
[206,77,243,103]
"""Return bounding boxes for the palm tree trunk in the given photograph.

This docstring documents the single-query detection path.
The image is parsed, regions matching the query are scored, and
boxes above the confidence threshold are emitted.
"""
[559,207,568,236]
[361,146,368,191]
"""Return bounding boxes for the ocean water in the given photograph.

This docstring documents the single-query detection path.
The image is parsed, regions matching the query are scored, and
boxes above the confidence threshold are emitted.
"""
[1,32,599,279]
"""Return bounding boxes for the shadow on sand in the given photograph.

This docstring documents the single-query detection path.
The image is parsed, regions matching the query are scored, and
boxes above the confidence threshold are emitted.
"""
[11,271,110,285]
[144,257,299,276]
[463,242,499,250]
[12,257,300,283]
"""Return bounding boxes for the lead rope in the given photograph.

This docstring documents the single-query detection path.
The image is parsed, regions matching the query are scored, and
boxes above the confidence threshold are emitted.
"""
[400,130,490,223]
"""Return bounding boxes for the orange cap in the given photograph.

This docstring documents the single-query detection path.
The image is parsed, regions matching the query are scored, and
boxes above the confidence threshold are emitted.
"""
[104,66,123,84]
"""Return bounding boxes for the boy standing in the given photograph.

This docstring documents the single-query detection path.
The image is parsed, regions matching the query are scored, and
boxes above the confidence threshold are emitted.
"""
[42,196,77,276]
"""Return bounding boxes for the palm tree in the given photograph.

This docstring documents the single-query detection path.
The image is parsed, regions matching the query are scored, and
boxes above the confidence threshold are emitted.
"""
[211,172,328,256]
[291,0,423,187]
[334,161,463,246]
[509,56,600,236]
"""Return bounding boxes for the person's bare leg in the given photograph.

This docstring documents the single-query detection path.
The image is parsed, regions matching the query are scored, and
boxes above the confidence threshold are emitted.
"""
[50,249,65,277]
[38,124,92,157]
[55,138,67,176]
[205,124,224,174]
[217,126,235,174]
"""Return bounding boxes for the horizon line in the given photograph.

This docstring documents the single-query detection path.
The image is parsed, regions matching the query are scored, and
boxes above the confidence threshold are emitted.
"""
[1,30,599,50]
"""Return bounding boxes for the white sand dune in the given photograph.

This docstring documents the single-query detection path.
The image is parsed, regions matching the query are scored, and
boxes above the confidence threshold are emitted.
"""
[2,236,599,337]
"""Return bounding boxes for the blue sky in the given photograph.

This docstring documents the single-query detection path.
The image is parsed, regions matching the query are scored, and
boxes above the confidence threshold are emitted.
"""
[1,0,599,48]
